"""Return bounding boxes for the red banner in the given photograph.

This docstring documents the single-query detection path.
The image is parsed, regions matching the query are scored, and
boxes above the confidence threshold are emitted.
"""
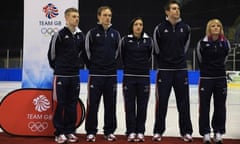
[0,89,85,136]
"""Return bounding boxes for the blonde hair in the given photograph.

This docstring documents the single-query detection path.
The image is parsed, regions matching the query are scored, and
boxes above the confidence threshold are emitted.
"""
[206,19,224,37]
[64,7,79,16]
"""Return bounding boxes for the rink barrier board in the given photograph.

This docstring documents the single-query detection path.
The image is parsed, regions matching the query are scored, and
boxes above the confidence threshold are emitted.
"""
[0,68,239,87]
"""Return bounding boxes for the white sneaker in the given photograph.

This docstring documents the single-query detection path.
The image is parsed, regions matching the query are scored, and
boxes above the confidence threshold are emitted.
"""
[214,133,223,144]
[127,133,136,142]
[136,133,145,142]
[86,134,96,142]
[203,133,211,144]
[152,133,161,141]
[55,134,67,144]
[104,133,116,141]
[67,133,78,143]
[182,133,193,142]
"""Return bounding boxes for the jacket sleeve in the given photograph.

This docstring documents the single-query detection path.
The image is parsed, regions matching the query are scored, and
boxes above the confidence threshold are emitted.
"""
[115,31,121,60]
[153,25,160,55]
[80,48,90,69]
[196,39,202,65]
[47,32,59,69]
[149,37,154,66]
[224,40,231,64]
[119,36,126,67]
[84,30,92,69]
[78,32,88,69]
[184,25,191,53]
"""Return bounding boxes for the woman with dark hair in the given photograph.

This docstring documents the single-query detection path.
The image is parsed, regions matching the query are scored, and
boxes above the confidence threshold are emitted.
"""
[119,17,154,142]
[196,18,231,144]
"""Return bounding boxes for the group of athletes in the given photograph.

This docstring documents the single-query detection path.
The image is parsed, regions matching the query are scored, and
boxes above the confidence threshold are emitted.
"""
[48,0,230,144]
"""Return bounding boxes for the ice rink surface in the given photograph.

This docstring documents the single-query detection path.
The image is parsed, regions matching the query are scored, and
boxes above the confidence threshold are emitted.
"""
[0,81,239,139]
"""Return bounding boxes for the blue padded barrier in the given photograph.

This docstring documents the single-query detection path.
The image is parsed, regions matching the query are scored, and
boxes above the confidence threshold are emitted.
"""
[0,69,199,85]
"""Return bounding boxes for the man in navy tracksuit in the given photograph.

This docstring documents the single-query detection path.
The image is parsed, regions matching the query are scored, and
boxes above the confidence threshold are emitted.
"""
[196,19,230,144]
[152,0,193,142]
[84,6,121,142]
[47,8,85,144]
[120,17,153,142]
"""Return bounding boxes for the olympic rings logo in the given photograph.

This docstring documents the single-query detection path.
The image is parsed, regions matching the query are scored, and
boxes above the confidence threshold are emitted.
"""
[41,27,58,36]
[28,121,48,132]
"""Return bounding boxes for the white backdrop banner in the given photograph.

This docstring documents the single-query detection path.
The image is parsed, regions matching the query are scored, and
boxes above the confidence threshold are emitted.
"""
[22,0,78,88]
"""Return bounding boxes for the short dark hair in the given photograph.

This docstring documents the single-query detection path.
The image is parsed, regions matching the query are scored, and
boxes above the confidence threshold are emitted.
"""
[97,6,112,16]
[64,7,79,16]
[164,0,181,11]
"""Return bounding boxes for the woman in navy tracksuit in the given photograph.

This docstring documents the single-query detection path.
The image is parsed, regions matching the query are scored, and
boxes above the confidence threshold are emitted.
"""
[119,17,153,142]
[196,18,230,144]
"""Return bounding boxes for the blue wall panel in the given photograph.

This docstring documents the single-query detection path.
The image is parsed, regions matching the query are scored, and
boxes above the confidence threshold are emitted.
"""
[0,68,22,81]
[0,69,200,84]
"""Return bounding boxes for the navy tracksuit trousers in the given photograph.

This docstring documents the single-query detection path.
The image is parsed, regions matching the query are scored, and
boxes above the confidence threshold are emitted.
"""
[85,76,117,135]
[153,70,193,136]
[199,78,227,136]
[123,76,150,135]
[53,76,80,136]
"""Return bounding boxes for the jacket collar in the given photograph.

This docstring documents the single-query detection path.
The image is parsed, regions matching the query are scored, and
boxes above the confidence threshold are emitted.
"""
[127,32,149,39]
[97,23,112,31]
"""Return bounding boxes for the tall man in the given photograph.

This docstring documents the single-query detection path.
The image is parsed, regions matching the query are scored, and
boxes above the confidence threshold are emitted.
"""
[84,6,121,142]
[152,0,193,142]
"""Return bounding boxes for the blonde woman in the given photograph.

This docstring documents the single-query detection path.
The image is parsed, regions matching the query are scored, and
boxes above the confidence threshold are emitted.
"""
[196,19,231,144]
